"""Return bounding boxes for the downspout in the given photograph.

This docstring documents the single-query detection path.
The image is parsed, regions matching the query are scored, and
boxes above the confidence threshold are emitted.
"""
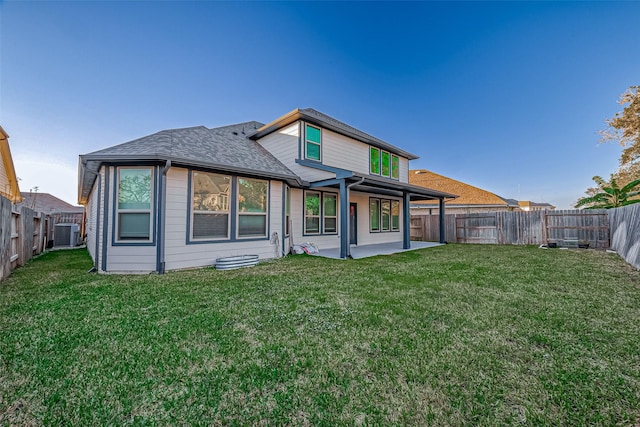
[158,160,171,274]
[341,177,365,259]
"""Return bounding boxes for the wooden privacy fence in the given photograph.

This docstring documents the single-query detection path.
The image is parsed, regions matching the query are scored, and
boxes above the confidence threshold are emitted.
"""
[411,210,610,249]
[608,204,640,269]
[0,196,47,281]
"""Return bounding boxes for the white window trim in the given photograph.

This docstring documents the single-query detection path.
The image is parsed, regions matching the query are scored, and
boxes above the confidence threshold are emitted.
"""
[115,166,154,243]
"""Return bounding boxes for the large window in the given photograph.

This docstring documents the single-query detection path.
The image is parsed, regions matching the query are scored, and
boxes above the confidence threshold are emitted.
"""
[370,197,400,233]
[369,147,400,181]
[304,191,321,234]
[191,171,230,240]
[117,168,153,241]
[305,124,321,161]
[305,190,338,235]
[237,178,268,238]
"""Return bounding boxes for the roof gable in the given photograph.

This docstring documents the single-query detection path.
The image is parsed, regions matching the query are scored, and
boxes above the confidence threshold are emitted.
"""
[250,108,419,160]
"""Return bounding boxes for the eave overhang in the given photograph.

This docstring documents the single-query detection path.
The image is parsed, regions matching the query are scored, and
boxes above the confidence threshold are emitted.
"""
[77,153,305,205]
[307,172,457,201]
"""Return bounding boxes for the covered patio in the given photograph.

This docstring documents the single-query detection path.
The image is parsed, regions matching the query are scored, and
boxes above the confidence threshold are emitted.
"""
[301,168,457,259]
[312,241,443,260]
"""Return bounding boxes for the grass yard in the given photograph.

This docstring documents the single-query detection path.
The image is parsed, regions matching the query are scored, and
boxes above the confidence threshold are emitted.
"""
[1,245,639,426]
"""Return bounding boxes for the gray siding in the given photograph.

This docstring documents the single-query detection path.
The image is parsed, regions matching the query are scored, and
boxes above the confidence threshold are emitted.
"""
[257,121,411,184]
[163,167,285,271]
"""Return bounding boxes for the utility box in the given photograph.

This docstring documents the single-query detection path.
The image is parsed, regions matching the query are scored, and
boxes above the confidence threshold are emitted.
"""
[54,223,80,247]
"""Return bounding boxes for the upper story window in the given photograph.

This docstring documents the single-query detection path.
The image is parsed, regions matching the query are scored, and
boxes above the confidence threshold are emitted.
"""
[369,146,400,180]
[370,147,380,174]
[116,167,153,241]
[305,124,322,161]
[237,177,268,238]
[391,155,399,180]
[191,171,231,240]
[381,151,391,177]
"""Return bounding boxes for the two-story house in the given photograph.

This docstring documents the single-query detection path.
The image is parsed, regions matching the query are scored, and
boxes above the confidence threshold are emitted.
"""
[78,108,455,273]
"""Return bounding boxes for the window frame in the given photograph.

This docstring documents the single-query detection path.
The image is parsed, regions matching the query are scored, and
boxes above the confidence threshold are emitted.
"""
[114,166,154,244]
[304,191,321,235]
[369,197,401,233]
[322,193,338,234]
[236,177,269,239]
[381,200,391,231]
[304,123,322,162]
[381,151,391,178]
[303,190,339,236]
[369,198,380,232]
[369,146,381,175]
[190,171,232,241]
[391,155,400,180]
[391,200,400,231]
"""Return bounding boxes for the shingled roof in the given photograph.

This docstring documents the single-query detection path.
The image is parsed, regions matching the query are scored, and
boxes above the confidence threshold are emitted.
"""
[409,169,518,208]
[18,192,83,214]
[79,122,300,204]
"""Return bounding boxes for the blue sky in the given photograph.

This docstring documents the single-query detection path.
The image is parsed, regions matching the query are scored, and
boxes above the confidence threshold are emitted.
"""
[1,1,639,208]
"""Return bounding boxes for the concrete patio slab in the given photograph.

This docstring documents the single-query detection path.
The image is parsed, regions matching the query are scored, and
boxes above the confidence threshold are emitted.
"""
[313,241,443,260]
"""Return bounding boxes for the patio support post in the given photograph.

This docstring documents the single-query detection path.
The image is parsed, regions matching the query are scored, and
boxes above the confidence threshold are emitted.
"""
[439,197,445,243]
[339,179,349,259]
[403,192,411,249]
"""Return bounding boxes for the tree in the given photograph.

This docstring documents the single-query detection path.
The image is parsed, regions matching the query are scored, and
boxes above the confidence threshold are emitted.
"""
[600,85,640,170]
[575,175,640,209]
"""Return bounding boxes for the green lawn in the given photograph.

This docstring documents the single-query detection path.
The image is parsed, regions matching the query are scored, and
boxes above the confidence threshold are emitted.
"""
[1,245,639,426]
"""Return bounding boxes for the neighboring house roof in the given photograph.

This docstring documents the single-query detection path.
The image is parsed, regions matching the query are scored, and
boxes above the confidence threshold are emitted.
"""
[409,169,518,208]
[18,192,83,214]
[79,122,300,204]
[0,125,22,203]
[250,108,420,160]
